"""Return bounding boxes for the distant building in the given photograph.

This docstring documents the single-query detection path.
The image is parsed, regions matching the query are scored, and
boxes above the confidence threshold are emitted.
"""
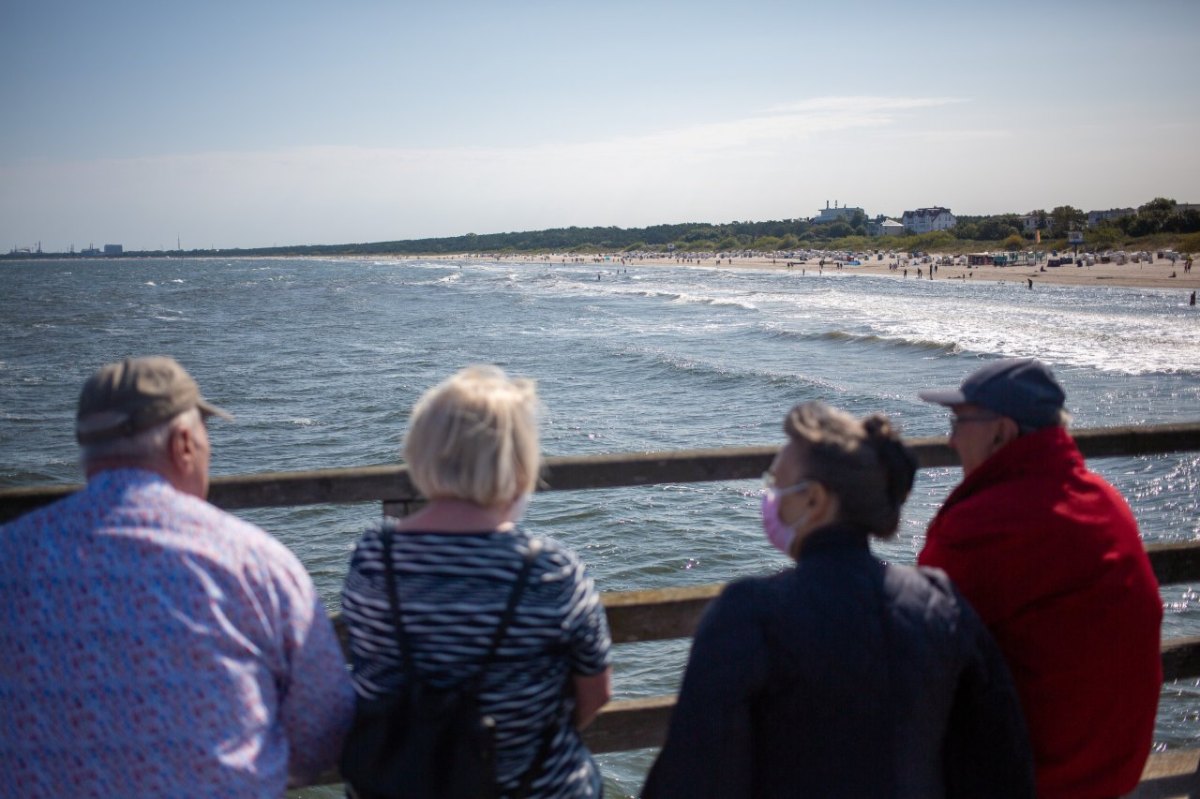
[1086,208,1134,228]
[103,244,123,255]
[901,207,956,233]
[1022,211,1048,233]
[812,201,865,224]
[867,215,905,236]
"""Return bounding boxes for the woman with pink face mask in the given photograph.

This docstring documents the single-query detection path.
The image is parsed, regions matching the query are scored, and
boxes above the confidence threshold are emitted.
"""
[642,401,1035,799]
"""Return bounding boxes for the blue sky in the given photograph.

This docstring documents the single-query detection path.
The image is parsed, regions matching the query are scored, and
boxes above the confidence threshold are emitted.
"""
[2,0,1197,251]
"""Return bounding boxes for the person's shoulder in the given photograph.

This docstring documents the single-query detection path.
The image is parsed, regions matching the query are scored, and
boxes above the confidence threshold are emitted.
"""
[0,492,75,534]
[170,490,310,579]
[887,562,976,628]
[1077,463,1136,506]
[517,529,589,577]
[180,490,272,540]
[712,572,775,613]
[890,561,956,601]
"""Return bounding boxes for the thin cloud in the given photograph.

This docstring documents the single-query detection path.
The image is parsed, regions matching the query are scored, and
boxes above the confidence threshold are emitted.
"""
[883,128,1012,142]
[766,96,965,114]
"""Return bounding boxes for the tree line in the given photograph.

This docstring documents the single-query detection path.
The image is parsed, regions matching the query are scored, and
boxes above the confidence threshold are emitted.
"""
[220,198,1198,257]
[11,198,1191,261]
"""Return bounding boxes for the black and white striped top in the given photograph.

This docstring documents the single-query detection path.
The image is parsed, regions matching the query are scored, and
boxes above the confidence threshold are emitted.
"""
[341,522,611,798]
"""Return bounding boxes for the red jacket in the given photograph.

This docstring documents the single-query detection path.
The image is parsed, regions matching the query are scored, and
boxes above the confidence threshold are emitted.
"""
[919,426,1162,799]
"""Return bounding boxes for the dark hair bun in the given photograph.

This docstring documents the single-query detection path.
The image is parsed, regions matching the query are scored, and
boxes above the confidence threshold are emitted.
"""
[862,414,917,508]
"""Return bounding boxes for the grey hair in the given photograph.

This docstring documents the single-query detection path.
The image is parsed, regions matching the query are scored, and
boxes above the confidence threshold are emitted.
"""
[783,401,918,539]
[80,408,201,469]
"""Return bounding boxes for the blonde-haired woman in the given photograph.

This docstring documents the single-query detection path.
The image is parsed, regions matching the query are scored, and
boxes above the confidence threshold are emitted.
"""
[642,401,1034,798]
[342,366,612,798]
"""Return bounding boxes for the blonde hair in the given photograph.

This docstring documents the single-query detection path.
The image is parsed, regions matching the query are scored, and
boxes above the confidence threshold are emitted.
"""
[403,365,540,508]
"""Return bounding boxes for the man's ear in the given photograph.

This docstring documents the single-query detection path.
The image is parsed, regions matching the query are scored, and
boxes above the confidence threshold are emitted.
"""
[168,423,196,471]
[995,417,1021,447]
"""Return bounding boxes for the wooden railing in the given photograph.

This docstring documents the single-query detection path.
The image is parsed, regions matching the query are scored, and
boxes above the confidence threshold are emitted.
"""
[4,421,1200,795]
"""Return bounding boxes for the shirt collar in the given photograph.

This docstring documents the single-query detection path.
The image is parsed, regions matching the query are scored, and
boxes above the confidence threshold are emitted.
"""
[797,522,871,557]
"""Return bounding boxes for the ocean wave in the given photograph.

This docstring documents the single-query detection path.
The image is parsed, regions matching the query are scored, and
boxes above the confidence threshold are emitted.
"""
[817,330,961,354]
[670,293,758,311]
[611,343,845,394]
[755,325,960,354]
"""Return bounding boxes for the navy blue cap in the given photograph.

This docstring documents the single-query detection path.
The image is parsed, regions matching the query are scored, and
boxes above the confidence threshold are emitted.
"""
[919,358,1066,429]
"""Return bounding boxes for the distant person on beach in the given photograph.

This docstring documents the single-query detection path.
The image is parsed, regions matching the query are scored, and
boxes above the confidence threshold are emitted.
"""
[341,366,612,798]
[643,402,1034,798]
[918,358,1162,799]
[0,356,354,797]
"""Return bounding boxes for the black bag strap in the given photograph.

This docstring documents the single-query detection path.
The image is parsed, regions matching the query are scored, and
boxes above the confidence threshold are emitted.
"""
[380,526,417,681]
[380,526,540,686]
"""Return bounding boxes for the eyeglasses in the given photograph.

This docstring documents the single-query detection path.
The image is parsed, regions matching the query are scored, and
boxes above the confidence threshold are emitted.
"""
[762,472,814,498]
[949,413,1000,432]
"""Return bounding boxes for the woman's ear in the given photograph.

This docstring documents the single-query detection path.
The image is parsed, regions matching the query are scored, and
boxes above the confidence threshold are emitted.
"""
[807,481,840,527]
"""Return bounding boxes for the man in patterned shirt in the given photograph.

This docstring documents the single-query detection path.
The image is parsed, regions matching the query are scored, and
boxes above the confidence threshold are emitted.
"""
[0,356,355,798]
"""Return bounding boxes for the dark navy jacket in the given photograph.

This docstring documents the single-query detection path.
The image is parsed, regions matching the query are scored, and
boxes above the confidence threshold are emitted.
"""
[642,524,1034,798]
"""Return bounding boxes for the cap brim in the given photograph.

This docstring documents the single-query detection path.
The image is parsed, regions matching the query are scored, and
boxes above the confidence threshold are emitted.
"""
[918,388,967,406]
[198,399,234,422]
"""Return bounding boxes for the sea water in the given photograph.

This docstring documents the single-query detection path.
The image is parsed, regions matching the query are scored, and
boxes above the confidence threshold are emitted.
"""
[2,257,1198,795]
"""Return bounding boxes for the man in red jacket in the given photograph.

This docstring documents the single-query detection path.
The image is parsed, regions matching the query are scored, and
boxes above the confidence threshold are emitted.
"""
[918,358,1162,799]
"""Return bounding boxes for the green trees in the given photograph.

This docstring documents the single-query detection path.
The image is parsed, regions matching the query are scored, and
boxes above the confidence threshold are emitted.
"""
[1086,225,1123,250]
[974,215,1022,240]
[952,220,979,240]
[1117,199,1200,237]
[751,236,783,251]
[1049,206,1086,237]
[848,210,867,235]
[147,198,1197,258]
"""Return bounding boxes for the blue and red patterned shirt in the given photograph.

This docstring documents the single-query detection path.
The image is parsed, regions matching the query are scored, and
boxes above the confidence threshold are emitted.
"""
[0,468,355,798]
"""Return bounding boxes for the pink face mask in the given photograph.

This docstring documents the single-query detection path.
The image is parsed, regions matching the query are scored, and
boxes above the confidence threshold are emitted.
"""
[760,480,811,556]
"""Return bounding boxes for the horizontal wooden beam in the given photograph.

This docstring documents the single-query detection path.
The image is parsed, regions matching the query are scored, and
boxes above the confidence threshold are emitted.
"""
[602,584,724,644]
[1146,542,1200,586]
[316,734,1200,791]
[588,633,1200,755]
[3,423,1198,523]
[1129,746,1200,798]
[584,695,675,754]
[1162,636,1200,682]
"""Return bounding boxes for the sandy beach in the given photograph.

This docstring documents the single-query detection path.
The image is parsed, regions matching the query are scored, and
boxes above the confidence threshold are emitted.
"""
[410,252,1200,293]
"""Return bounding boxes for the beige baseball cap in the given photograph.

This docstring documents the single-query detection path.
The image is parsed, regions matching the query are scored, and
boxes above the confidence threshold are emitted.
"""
[76,356,233,444]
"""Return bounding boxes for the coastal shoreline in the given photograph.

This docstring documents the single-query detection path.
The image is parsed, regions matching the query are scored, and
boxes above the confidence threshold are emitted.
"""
[14,251,1192,292]
[405,253,1200,292]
